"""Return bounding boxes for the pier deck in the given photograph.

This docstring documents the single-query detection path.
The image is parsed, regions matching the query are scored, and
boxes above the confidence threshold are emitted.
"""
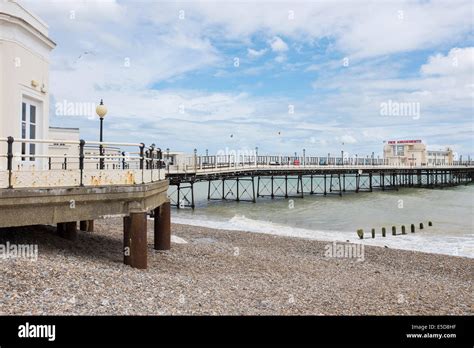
[166,161,474,208]
[0,138,170,269]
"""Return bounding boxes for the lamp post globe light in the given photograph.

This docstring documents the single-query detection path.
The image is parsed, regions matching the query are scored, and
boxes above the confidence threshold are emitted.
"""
[96,99,107,169]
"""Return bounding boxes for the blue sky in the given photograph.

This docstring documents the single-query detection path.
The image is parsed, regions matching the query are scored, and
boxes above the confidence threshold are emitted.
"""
[25,0,474,158]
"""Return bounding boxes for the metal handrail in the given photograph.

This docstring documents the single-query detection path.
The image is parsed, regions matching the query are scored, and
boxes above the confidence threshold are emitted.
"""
[5,138,144,147]
[0,137,164,188]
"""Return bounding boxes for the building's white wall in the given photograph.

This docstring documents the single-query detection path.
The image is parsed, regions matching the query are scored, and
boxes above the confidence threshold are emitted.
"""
[0,0,55,170]
[384,141,453,166]
[0,1,50,37]
[427,149,453,165]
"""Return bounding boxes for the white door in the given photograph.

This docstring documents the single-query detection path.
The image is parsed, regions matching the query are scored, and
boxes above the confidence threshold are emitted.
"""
[20,98,40,168]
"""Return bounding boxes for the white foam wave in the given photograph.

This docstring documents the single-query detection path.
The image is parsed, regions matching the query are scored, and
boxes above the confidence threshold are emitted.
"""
[172,214,474,258]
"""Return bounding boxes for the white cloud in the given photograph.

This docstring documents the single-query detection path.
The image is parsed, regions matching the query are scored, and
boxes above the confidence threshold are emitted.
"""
[247,48,267,58]
[269,36,288,52]
[275,55,286,63]
[26,0,474,60]
[21,0,474,156]
[339,135,357,144]
[421,47,474,76]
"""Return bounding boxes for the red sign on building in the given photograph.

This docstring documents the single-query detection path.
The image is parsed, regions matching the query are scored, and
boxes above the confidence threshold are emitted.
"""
[387,140,422,145]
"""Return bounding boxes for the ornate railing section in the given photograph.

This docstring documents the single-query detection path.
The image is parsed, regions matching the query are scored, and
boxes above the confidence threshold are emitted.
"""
[164,153,474,174]
[0,137,164,188]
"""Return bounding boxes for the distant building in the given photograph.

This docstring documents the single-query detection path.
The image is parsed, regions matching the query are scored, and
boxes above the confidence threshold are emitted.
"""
[426,149,454,166]
[383,140,453,166]
[47,127,122,169]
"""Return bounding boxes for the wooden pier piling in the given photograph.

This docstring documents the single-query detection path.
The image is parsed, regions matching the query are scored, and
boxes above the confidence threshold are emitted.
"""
[64,221,77,241]
[79,220,88,231]
[128,212,148,269]
[87,220,94,232]
[154,202,171,250]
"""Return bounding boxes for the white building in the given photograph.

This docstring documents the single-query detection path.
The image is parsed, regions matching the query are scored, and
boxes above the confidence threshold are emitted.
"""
[383,140,453,166]
[0,0,79,170]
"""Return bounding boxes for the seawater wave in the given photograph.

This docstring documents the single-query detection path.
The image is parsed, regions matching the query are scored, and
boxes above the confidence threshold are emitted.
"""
[170,182,474,258]
[172,214,474,258]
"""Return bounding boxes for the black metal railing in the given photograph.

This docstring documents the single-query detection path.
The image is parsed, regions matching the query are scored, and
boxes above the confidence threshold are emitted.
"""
[0,137,165,189]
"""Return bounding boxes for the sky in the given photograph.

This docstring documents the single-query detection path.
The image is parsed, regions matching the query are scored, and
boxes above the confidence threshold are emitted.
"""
[24,0,474,158]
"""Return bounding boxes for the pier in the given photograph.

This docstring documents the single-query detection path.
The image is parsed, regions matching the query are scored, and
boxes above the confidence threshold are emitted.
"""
[1,138,473,269]
[166,154,474,208]
[0,137,169,269]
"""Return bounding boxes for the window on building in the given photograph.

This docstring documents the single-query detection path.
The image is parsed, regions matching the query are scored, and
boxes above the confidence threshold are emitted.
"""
[21,102,26,161]
[20,99,38,162]
[29,105,36,160]
[396,145,404,156]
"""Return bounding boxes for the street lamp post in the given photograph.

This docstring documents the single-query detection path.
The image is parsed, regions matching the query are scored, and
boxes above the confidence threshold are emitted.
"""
[194,148,197,171]
[303,148,306,166]
[149,144,155,169]
[255,146,259,167]
[96,99,107,169]
[166,148,170,174]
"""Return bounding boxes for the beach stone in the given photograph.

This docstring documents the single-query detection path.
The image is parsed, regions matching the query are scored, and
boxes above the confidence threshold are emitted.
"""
[0,218,471,315]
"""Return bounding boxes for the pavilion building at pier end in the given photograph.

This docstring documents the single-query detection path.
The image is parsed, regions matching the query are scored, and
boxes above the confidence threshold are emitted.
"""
[383,140,454,166]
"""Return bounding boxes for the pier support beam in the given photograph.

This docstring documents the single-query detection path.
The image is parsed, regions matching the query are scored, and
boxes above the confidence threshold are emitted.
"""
[62,221,77,241]
[252,176,256,203]
[79,220,88,231]
[271,176,274,199]
[79,220,94,232]
[87,220,94,232]
[127,212,148,269]
[57,222,65,236]
[324,174,327,195]
[154,202,171,251]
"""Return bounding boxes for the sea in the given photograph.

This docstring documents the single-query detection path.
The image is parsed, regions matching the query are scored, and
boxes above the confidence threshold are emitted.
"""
[169,179,474,258]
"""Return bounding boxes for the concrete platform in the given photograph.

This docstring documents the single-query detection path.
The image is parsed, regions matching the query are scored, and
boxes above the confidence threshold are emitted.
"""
[0,180,168,228]
[0,180,170,269]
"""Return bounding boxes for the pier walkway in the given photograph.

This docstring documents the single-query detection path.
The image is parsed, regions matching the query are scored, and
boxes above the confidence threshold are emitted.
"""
[0,137,169,269]
[165,155,474,208]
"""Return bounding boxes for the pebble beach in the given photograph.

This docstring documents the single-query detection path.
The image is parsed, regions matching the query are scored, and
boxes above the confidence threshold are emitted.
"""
[0,218,472,315]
